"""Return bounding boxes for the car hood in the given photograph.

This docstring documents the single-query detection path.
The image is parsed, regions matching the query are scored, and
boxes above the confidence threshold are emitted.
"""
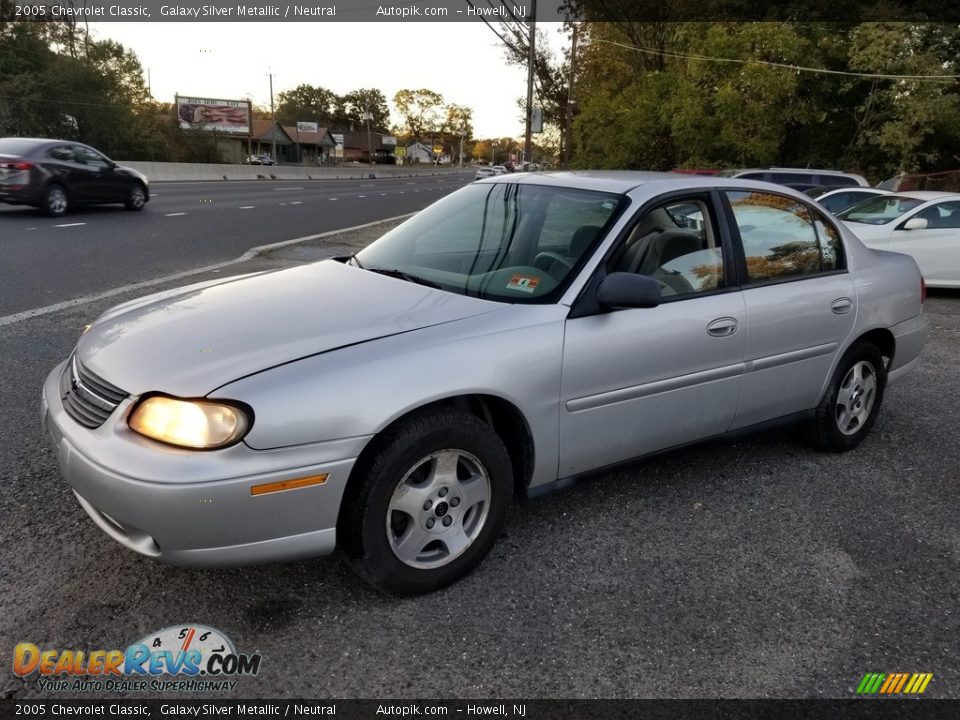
[77,260,502,397]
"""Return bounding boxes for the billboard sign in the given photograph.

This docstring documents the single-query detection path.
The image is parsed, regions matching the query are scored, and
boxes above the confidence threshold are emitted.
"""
[176,96,251,135]
[297,121,319,133]
[382,136,397,146]
[332,134,344,159]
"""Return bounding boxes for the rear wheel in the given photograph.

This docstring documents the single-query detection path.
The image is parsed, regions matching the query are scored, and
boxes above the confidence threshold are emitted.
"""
[339,408,513,596]
[125,183,146,211]
[43,184,68,217]
[811,341,885,452]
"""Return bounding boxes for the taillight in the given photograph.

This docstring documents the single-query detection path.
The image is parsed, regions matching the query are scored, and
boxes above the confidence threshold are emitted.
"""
[921,276,926,304]
[0,161,33,170]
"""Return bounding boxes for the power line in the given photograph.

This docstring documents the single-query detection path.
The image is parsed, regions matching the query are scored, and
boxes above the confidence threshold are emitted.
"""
[595,38,960,81]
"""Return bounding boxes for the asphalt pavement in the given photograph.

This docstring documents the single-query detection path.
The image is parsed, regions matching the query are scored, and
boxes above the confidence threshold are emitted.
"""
[0,173,473,316]
[1,189,958,701]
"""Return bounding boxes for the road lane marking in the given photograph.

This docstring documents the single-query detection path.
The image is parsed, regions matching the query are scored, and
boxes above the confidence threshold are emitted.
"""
[358,195,366,198]
[0,212,418,328]
[329,198,338,201]
[290,201,302,205]
[165,212,187,217]
[239,206,255,209]
[53,222,86,227]
[380,193,387,196]
[273,187,303,191]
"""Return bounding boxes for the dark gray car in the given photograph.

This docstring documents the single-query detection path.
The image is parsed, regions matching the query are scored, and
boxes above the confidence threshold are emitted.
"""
[0,137,150,217]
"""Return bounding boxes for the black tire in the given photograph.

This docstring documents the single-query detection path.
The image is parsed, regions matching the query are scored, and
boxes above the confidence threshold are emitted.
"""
[42,184,69,217]
[811,340,886,452]
[125,182,147,211]
[339,407,513,596]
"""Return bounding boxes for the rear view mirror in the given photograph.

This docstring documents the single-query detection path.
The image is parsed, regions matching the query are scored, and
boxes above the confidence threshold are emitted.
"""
[597,272,661,309]
[903,217,928,231]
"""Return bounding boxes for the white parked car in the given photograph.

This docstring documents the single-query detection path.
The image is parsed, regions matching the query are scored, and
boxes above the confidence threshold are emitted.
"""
[838,191,960,288]
[492,165,508,175]
[807,187,890,215]
[475,166,495,179]
[43,172,928,596]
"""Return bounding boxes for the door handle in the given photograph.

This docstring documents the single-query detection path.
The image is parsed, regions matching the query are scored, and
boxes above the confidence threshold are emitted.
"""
[707,317,739,337]
[831,297,853,314]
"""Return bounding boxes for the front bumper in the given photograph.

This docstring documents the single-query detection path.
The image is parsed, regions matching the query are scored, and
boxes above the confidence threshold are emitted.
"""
[42,361,366,567]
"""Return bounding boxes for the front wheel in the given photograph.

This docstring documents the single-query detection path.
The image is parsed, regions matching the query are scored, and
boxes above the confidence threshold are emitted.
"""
[339,408,513,596]
[811,341,886,452]
[125,183,146,211]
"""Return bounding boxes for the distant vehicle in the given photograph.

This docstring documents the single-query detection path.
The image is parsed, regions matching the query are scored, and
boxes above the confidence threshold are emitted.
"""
[806,187,890,215]
[839,191,960,288]
[0,137,149,217]
[245,154,276,166]
[492,165,508,175]
[475,166,496,179]
[722,168,869,192]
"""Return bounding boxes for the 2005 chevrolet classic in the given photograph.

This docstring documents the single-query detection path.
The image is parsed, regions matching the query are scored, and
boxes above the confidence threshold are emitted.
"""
[42,172,928,595]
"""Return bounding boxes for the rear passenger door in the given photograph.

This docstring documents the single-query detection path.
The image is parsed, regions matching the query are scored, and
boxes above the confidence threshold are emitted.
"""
[723,190,856,429]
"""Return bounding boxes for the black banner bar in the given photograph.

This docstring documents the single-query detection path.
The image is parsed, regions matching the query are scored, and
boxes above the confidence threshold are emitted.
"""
[1,700,958,720]
[3,0,960,23]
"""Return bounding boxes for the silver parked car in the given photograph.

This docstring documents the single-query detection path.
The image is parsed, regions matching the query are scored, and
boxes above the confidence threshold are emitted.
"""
[42,172,928,595]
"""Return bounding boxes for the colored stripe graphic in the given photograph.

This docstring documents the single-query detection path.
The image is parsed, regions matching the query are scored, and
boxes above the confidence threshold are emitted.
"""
[856,672,932,695]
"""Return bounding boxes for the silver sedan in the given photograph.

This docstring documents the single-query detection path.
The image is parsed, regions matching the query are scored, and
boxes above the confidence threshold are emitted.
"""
[42,172,929,595]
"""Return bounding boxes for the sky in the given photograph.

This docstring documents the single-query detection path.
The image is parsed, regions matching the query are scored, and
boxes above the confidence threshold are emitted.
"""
[92,22,568,138]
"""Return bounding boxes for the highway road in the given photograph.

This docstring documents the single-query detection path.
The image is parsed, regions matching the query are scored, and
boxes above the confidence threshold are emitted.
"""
[0,172,473,316]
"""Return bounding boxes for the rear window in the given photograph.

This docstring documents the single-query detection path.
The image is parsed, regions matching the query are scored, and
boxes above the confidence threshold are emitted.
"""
[0,139,41,156]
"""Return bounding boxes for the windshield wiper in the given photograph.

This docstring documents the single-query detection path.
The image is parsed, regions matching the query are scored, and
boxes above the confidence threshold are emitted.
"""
[364,267,443,289]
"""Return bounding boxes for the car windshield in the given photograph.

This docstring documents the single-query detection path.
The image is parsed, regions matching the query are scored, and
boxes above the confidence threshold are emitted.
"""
[354,183,625,303]
[838,195,925,225]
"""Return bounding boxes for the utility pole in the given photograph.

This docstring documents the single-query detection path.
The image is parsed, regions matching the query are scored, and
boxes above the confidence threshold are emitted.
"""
[268,70,276,163]
[363,110,374,170]
[523,0,537,169]
[563,24,578,169]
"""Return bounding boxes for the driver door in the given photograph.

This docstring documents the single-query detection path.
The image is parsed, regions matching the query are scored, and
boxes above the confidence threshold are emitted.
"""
[558,192,746,477]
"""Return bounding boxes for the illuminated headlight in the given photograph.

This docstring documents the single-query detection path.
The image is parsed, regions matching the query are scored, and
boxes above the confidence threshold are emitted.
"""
[128,396,251,449]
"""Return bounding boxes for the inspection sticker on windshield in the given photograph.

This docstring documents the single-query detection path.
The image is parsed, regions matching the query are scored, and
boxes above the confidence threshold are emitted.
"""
[506,274,540,293]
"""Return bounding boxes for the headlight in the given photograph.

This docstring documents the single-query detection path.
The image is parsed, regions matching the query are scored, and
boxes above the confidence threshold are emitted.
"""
[128,396,251,449]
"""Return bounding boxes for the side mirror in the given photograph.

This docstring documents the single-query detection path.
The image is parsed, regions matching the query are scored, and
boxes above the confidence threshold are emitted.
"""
[902,217,928,231]
[597,272,661,309]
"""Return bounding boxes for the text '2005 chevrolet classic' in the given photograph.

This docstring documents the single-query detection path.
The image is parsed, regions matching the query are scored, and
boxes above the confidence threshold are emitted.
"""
[42,172,928,595]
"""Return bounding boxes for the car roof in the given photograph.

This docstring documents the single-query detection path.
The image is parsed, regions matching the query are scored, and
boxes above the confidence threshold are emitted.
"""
[820,187,886,197]
[888,191,960,201]
[478,170,828,196]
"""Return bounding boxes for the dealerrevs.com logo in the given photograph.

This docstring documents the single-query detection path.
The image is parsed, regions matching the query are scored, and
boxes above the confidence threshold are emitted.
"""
[13,624,262,693]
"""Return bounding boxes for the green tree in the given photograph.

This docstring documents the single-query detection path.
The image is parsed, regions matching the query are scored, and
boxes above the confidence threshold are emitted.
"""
[338,88,390,129]
[275,84,339,126]
[393,88,445,140]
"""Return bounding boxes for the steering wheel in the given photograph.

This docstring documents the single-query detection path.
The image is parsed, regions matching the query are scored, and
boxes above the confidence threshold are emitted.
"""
[532,251,575,278]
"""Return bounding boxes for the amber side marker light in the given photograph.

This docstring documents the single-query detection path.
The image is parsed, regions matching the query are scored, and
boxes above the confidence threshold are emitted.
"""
[250,474,329,496]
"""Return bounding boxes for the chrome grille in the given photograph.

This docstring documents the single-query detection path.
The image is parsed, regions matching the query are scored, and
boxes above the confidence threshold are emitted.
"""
[60,354,128,428]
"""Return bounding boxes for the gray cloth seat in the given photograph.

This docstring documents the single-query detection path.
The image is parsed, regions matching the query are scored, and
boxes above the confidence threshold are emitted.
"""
[621,229,704,275]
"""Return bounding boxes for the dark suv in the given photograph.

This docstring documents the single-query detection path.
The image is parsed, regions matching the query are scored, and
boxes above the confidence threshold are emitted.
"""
[0,138,150,217]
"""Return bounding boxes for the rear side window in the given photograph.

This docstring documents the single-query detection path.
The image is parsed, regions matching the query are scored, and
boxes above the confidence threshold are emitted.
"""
[726,191,837,283]
[47,146,76,162]
[812,210,846,272]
